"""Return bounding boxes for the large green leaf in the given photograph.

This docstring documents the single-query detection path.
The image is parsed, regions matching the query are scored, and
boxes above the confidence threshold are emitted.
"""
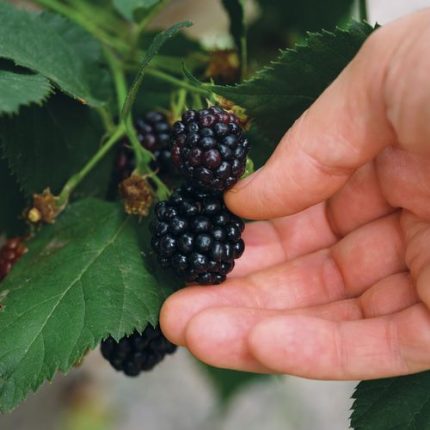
[213,22,374,143]
[0,156,26,235]
[350,372,430,429]
[0,2,107,106]
[0,199,168,412]
[0,71,52,115]
[113,0,159,21]
[0,95,111,199]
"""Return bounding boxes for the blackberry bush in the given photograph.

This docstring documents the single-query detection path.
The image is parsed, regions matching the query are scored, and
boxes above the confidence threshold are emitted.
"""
[0,237,27,281]
[101,325,177,377]
[171,106,250,191]
[151,183,245,285]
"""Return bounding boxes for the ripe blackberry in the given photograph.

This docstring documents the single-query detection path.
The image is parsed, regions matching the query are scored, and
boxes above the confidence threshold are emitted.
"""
[151,183,245,285]
[100,325,177,377]
[171,106,250,191]
[0,237,27,281]
[111,111,173,184]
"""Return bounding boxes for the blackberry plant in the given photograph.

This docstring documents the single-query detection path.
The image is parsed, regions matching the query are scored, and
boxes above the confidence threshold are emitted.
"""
[0,0,382,426]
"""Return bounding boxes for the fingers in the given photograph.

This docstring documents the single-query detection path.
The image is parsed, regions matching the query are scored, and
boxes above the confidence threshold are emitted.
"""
[226,10,430,220]
[231,203,337,278]
[162,213,406,345]
[181,277,418,372]
[249,304,430,379]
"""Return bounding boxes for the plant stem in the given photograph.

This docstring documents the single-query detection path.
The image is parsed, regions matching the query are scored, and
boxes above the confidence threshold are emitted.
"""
[96,106,115,133]
[34,0,129,53]
[103,45,171,200]
[359,0,368,21]
[146,68,211,96]
[58,125,126,206]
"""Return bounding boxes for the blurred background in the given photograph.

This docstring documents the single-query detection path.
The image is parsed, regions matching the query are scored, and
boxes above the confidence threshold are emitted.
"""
[1,0,428,429]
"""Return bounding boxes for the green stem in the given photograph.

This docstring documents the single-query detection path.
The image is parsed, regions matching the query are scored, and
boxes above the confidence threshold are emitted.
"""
[34,0,129,53]
[58,125,126,206]
[96,106,115,133]
[103,47,128,111]
[146,68,211,96]
[103,45,170,200]
[359,0,368,21]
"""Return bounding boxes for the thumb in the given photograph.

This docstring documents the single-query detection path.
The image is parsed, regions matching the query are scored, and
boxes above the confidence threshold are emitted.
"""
[225,10,430,220]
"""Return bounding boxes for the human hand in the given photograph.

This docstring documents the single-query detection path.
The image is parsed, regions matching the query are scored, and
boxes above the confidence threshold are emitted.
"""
[160,10,430,380]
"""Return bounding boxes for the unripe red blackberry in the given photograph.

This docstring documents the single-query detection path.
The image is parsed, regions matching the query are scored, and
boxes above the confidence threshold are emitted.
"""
[0,237,27,281]
[100,325,177,377]
[171,106,250,191]
[151,183,245,285]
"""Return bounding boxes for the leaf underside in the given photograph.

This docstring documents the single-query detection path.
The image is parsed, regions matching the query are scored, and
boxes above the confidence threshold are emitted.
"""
[0,199,168,412]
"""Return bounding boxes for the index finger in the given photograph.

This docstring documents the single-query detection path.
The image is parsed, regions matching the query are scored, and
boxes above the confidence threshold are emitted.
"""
[225,10,430,220]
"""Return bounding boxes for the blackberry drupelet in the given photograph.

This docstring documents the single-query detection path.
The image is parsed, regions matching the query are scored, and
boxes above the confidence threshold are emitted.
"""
[0,237,27,281]
[100,325,177,377]
[151,183,245,285]
[171,106,250,191]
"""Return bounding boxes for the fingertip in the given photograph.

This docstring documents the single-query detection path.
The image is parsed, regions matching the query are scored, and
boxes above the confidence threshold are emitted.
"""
[160,286,217,346]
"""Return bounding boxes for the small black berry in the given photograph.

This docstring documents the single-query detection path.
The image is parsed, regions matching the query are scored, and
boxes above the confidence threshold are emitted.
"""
[101,325,177,376]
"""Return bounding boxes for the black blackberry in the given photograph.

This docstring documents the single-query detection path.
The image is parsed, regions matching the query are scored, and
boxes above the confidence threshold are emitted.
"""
[171,106,250,191]
[111,111,173,185]
[151,183,245,285]
[100,325,177,377]
[0,238,27,281]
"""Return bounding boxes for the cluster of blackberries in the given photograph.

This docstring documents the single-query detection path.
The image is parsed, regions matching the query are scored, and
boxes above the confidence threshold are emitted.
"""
[151,183,245,285]
[0,237,27,281]
[171,106,250,191]
[103,107,248,377]
[100,325,176,377]
[111,111,174,187]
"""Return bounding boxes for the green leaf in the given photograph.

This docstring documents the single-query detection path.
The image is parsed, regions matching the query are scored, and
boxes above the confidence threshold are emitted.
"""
[213,22,374,142]
[0,198,167,412]
[350,372,430,429]
[0,2,107,106]
[0,71,52,115]
[113,0,159,21]
[0,95,112,199]
[122,20,193,120]
[0,156,26,235]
